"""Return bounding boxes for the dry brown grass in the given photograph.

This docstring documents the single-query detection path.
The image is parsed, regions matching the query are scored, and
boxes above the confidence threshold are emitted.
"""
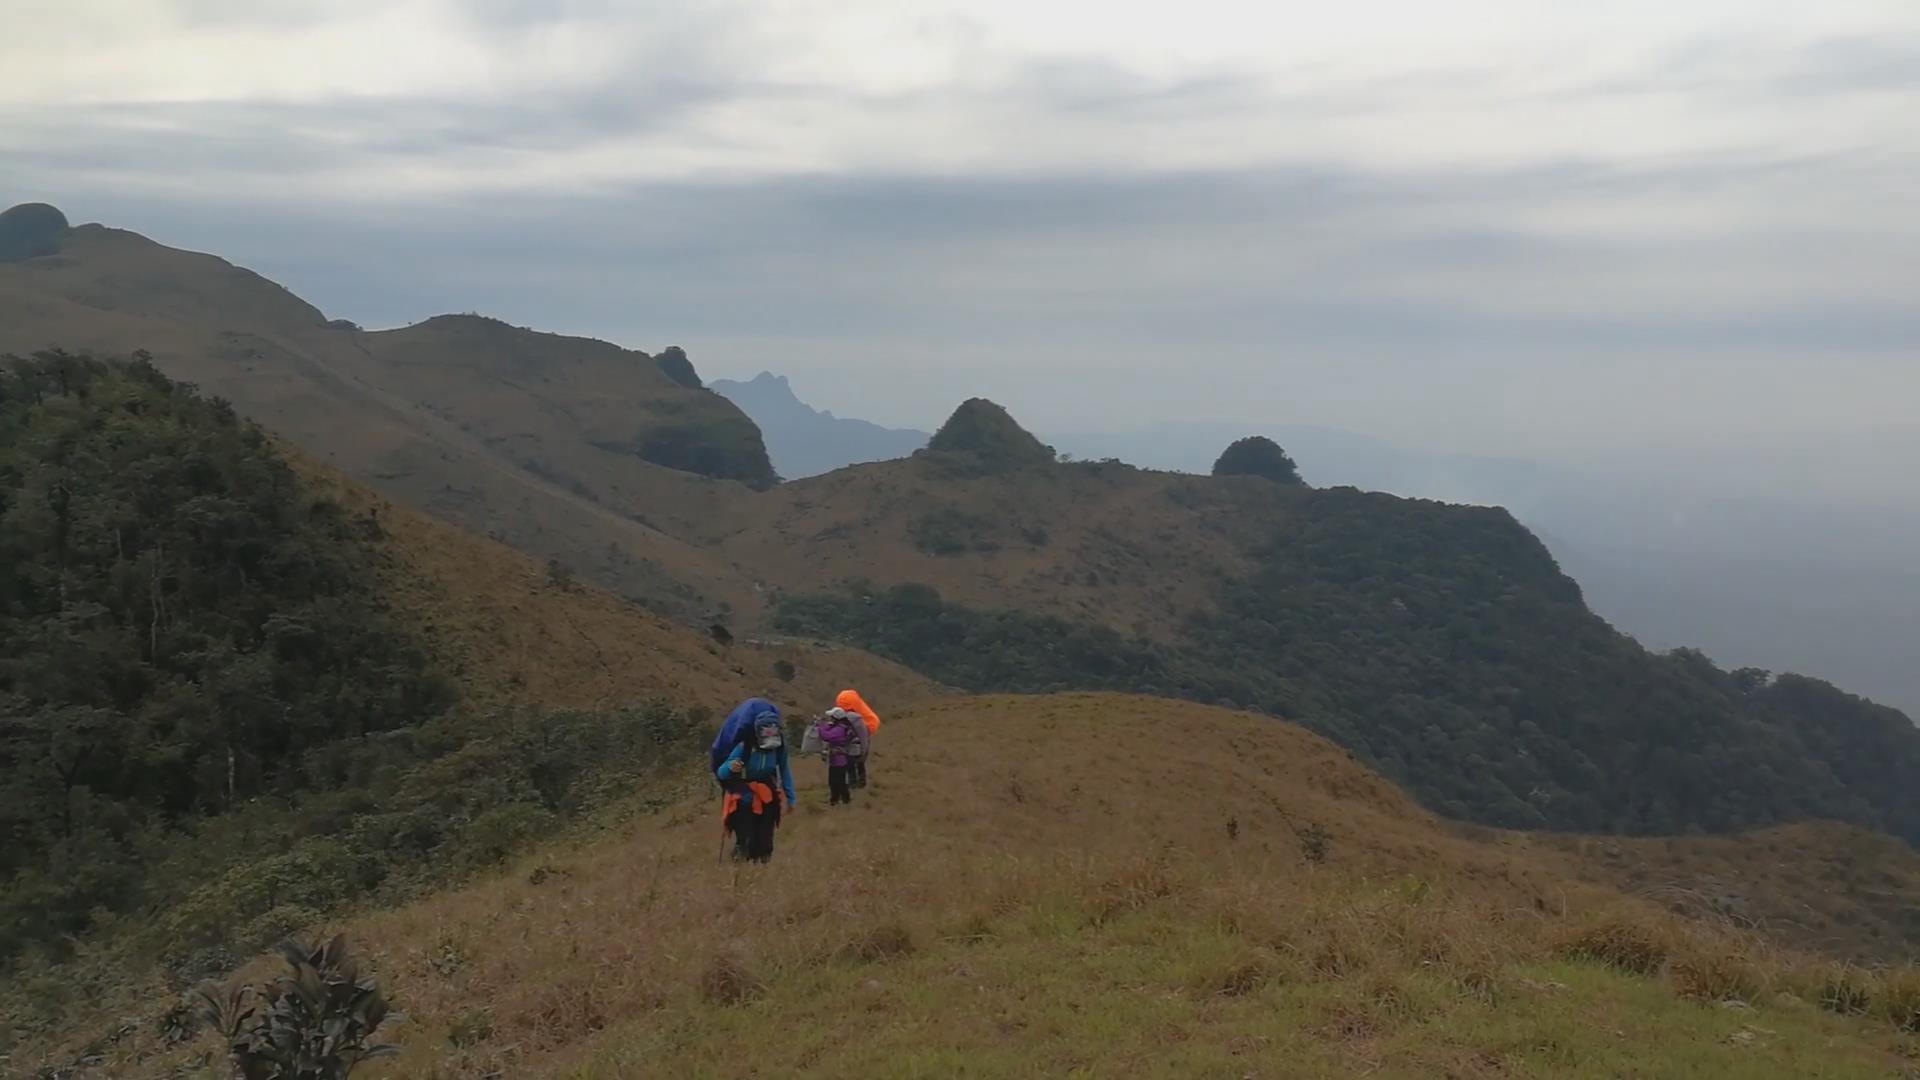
[1878,967,1920,1032]
[293,454,945,715]
[15,692,1920,1078]
[1513,822,1920,964]
[836,920,917,964]
[1553,913,1679,976]
[698,951,764,1006]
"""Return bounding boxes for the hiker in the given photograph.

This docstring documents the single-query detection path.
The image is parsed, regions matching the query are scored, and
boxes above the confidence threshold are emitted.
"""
[817,707,864,806]
[712,699,796,863]
[835,689,881,789]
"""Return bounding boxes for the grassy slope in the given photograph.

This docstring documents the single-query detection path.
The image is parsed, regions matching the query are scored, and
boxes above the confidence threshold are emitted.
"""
[696,457,1252,634]
[46,695,1917,1078]
[295,452,944,715]
[1517,824,1920,965]
[0,455,941,1074]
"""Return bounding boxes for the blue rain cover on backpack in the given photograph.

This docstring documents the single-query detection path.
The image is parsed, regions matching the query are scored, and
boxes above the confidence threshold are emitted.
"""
[711,698,780,772]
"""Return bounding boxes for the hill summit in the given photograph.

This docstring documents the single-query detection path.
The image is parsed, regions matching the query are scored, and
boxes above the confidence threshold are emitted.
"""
[925,397,1056,469]
[0,202,69,261]
[1213,434,1305,485]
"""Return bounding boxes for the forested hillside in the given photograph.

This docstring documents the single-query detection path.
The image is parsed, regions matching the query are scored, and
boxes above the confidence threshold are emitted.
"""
[774,474,1920,845]
[0,351,455,960]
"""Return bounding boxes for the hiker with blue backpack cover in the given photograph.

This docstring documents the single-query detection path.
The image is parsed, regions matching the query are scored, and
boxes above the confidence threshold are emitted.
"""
[711,698,796,863]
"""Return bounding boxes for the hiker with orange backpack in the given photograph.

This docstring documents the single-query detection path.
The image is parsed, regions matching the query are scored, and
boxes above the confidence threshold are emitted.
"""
[836,689,881,789]
[712,698,796,863]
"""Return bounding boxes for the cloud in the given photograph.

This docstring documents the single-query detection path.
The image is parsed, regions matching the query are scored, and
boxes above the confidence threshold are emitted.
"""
[2,0,1916,450]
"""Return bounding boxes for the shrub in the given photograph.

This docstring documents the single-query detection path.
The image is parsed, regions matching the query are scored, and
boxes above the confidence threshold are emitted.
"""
[1877,966,1920,1032]
[1669,946,1769,1003]
[195,934,397,1079]
[1296,824,1332,864]
[699,951,764,1005]
[1553,915,1673,976]
[1088,855,1178,926]
[840,920,916,963]
[910,508,999,557]
[448,1007,493,1048]
[1202,953,1279,997]
[1815,963,1874,1016]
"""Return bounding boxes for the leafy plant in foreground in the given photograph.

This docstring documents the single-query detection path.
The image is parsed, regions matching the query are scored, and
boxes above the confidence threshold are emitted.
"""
[196,934,396,1079]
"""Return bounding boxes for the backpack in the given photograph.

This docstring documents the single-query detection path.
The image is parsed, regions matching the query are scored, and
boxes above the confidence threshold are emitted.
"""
[712,698,779,773]
[835,689,881,736]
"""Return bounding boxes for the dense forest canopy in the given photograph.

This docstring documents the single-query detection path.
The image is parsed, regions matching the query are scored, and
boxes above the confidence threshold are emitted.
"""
[777,485,1920,845]
[0,351,452,960]
[1212,435,1304,485]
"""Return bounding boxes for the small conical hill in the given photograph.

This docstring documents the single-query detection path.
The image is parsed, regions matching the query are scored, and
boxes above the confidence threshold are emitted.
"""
[1213,434,1305,485]
[925,397,1055,469]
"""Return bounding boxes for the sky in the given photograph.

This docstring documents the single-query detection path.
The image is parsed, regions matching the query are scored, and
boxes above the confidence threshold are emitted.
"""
[4,0,1918,462]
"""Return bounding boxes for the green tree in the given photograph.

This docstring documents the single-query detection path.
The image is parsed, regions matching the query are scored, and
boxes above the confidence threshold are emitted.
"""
[1211,436,1304,485]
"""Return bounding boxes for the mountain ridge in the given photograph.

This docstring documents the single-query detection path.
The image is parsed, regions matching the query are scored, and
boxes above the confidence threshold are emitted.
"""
[0,208,776,621]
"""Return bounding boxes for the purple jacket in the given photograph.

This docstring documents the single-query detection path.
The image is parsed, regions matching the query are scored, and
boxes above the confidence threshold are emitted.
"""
[819,717,859,767]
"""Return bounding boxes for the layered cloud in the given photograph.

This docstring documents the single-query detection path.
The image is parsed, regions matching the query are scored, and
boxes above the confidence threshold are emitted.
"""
[2,0,1916,450]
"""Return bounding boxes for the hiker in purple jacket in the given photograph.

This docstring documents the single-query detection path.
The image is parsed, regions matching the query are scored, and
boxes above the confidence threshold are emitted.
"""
[817,707,863,806]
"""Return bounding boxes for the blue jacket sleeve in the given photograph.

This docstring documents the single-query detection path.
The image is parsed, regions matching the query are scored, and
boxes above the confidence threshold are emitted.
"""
[715,742,745,782]
[779,749,796,805]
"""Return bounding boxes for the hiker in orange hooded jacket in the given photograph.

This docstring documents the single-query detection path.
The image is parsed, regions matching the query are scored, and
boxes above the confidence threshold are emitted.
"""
[836,689,880,789]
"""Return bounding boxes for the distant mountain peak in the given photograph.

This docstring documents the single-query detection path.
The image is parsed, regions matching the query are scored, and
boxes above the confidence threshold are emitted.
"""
[926,398,1055,469]
[710,371,929,479]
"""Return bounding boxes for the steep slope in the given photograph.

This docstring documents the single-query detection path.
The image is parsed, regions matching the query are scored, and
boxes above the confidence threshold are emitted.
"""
[710,370,928,479]
[0,210,767,620]
[27,694,1920,1078]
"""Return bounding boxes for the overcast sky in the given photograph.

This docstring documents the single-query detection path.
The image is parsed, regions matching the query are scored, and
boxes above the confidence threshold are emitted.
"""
[4,0,1917,460]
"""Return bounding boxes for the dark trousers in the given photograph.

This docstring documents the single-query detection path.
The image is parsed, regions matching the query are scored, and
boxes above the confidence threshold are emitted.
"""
[828,763,852,805]
[848,756,867,788]
[728,799,781,862]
